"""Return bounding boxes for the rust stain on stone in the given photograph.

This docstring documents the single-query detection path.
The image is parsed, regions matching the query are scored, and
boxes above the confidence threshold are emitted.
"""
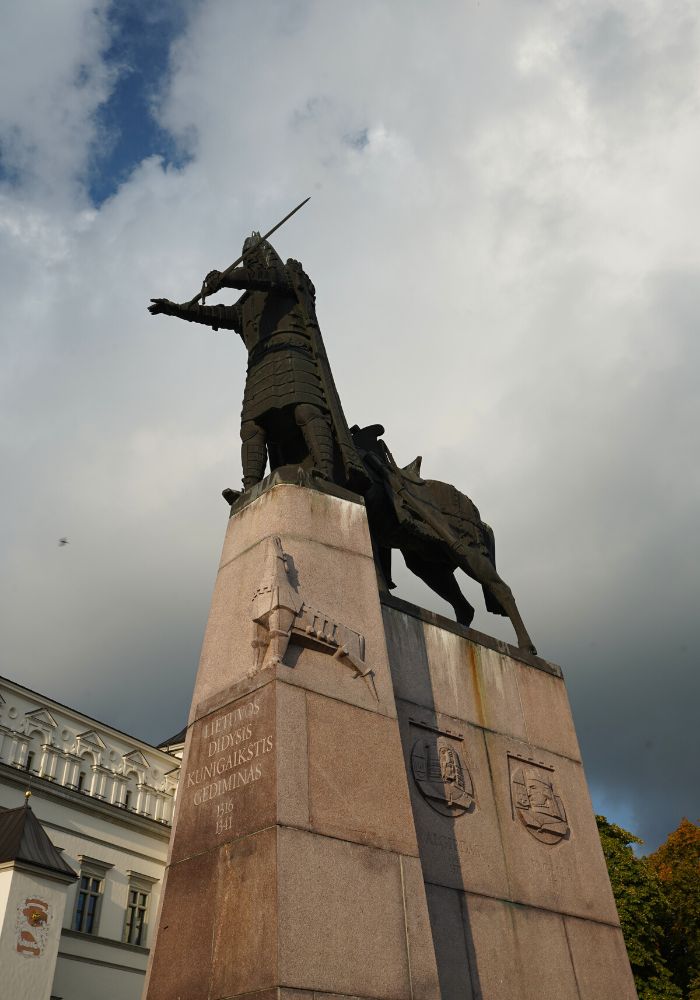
[468,643,486,727]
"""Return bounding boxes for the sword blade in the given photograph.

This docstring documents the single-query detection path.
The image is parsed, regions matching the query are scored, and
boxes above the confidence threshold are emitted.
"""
[187,197,310,306]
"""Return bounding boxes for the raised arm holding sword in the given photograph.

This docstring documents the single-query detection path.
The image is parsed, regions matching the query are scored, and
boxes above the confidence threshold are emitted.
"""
[148,198,366,494]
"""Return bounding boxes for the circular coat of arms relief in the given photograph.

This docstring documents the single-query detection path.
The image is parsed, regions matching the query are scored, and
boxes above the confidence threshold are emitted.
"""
[510,764,569,845]
[410,735,475,817]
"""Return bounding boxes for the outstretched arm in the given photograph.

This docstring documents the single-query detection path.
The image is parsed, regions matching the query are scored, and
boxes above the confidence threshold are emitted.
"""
[203,265,290,295]
[148,298,242,333]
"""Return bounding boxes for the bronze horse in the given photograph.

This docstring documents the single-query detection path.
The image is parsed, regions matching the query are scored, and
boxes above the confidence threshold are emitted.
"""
[351,425,537,654]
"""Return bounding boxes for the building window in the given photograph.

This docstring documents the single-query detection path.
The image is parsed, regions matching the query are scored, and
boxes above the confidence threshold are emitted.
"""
[124,789,132,809]
[77,770,86,791]
[123,872,158,947]
[25,751,35,772]
[73,873,103,934]
[124,887,149,945]
[72,857,113,935]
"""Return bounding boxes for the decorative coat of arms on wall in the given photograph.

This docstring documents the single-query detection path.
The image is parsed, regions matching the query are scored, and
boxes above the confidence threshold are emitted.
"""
[410,720,475,817]
[508,753,569,845]
[16,897,51,957]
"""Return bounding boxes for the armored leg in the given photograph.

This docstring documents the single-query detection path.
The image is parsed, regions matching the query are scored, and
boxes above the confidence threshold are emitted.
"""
[295,404,334,480]
[240,419,267,490]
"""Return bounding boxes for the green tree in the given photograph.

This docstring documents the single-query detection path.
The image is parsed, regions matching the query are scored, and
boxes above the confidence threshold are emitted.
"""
[597,815,681,1000]
[648,819,700,997]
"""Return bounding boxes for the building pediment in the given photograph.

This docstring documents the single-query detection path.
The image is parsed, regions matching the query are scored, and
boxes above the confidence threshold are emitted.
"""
[25,707,58,731]
[75,730,107,751]
[123,749,149,769]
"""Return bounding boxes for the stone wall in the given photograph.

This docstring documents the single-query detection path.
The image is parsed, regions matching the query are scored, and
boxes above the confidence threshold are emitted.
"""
[383,596,638,1000]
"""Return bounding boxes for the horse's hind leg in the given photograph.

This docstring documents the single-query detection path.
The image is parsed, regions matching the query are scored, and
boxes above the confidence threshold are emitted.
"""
[403,552,475,628]
[458,548,537,654]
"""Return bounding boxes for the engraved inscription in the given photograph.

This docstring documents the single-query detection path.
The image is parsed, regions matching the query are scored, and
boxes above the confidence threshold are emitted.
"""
[424,831,466,875]
[188,695,274,834]
[508,753,569,845]
[410,724,475,818]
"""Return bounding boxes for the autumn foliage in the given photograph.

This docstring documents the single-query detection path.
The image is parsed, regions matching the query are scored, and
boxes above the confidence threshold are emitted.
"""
[597,816,700,1000]
[648,819,700,999]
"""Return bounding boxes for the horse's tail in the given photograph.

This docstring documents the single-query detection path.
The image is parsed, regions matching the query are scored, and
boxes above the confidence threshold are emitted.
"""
[483,522,497,567]
[480,523,508,616]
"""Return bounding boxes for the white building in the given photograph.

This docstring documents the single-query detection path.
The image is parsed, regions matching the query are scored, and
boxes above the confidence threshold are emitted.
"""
[0,675,182,1000]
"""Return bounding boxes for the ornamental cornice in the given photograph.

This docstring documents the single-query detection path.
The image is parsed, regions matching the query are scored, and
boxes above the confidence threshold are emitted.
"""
[0,760,172,837]
[136,781,162,794]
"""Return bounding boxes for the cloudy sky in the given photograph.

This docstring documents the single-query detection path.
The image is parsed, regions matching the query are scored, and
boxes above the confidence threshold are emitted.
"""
[1,0,698,851]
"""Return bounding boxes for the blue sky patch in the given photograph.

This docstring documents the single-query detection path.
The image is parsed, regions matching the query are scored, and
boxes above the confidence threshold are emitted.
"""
[343,128,370,151]
[88,3,192,205]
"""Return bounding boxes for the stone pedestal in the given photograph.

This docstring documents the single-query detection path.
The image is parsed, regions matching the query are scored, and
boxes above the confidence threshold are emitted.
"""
[144,482,440,1000]
[382,596,638,1000]
[145,480,637,1000]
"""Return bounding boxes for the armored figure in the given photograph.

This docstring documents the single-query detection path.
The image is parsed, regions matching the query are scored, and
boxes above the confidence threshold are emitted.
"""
[149,236,365,492]
[148,221,535,652]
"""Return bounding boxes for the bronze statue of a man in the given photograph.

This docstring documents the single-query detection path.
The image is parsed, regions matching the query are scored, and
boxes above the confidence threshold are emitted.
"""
[149,236,365,492]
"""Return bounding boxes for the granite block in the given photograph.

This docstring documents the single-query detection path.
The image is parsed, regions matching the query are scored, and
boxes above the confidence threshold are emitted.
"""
[381,606,433,709]
[277,826,412,998]
[421,621,481,724]
[308,995,367,1000]
[465,894,580,1000]
[276,680,310,829]
[270,535,395,715]
[190,544,263,715]
[307,692,418,855]
[516,661,581,760]
[193,530,396,720]
[210,827,278,999]
[564,915,638,999]
[219,484,373,567]
[423,882,475,1000]
[508,902,581,1000]
[397,703,509,898]
[485,731,619,922]
[461,892,520,1000]
[381,593,563,677]
[228,992,280,1000]
[399,855,441,999]
[172,685,277,865]
[145,850,217,1000]
[470,644,527,740]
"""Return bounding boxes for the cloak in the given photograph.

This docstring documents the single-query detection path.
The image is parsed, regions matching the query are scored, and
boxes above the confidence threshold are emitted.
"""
[286,259,368,491]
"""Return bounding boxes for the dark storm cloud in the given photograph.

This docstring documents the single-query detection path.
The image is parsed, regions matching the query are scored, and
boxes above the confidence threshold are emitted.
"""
[0,0,698,851]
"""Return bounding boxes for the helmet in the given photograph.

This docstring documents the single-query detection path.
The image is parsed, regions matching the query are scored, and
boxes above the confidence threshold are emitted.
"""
[242,232,284,268]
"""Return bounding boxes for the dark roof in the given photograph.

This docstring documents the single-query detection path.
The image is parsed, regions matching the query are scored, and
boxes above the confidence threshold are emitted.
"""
[0,803,77,879]
[158,725,186,749]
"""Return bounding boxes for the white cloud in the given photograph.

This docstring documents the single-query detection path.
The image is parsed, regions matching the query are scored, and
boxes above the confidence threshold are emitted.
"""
[0,0,114,203]
[1,0,698,847]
